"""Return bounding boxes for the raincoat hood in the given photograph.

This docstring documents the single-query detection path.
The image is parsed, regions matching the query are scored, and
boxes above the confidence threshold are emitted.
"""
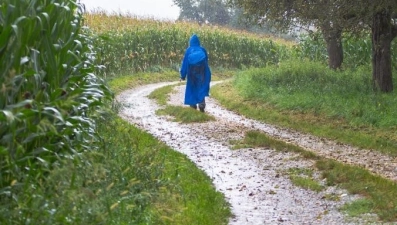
[189,34,201,47]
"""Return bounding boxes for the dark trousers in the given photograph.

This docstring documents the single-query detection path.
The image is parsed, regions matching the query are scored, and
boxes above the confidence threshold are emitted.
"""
[190,99,206,111]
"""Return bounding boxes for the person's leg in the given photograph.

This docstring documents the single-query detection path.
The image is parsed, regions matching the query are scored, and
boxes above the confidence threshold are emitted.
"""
[190,104,197,109]
[198,99,206,112]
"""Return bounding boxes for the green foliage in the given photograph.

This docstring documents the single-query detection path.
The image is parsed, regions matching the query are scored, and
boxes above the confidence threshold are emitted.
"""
[292,32,328,63]
[158,149,231,225]
[0,0,112,189]
[294,32,397,69]
[0,115,163,224]
[174,0,231,25]
[0,113,230,224]
[226,60,397,155]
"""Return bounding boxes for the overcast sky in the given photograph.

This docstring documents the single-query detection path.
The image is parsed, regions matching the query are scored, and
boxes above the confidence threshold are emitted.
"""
[79,0,180,20]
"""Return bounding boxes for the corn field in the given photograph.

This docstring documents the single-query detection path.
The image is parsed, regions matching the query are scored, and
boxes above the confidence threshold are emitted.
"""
[84,12,292,76]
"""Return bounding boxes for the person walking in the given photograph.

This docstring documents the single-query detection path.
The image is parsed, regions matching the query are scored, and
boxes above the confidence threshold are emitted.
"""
[180,34,211,112]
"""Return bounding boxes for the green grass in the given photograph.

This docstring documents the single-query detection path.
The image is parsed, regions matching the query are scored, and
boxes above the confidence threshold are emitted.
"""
[147,84,216,123]
[212,61,397,157]
[147,83,178,106]
[317,159,397,221]
[230,130,318,159]
[340,199,374,217]
[156,149,231,224]
[157,105,216,123]
[289,176,324,192]
[287,168,324,192]
[107,71,179,95]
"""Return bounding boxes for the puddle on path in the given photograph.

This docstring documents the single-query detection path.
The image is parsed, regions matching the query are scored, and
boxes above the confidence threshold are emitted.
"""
[117,82,383,225]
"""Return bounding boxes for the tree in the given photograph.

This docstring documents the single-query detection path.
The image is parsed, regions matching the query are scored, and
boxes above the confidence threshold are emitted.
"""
[173,0,202,23]
[173,0,231,25]
[228,0,354,69]
[229,0,397,92]
[368,3,397,92]
[338,1,397,92]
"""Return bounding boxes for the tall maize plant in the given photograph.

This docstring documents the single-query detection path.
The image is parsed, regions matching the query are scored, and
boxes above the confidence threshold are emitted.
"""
[0,0,111,188]
[84,13,292,76]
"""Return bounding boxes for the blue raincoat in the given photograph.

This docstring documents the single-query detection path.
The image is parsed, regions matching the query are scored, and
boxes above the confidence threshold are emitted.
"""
[180,34,211,105]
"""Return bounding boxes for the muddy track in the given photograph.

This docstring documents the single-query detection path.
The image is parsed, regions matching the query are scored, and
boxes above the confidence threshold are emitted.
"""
[116,81,395,224]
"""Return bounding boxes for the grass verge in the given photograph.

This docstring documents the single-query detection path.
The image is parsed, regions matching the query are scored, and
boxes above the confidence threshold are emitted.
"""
[107,70,179,95]
[212,78,397,157]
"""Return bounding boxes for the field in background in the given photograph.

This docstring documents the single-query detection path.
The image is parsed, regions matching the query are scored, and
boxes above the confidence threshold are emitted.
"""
[84,11,292,76]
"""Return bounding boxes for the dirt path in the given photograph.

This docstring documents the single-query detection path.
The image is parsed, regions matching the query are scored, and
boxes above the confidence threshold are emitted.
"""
[116,81,395,224]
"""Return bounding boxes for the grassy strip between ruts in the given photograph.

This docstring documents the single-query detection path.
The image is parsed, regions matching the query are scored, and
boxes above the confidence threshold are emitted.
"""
[213,83,397,222]
[147,83,216,123]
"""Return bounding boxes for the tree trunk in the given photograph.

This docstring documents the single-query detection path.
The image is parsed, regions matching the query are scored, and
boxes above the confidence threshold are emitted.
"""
[321,23,343,70]
[371,10,394,92]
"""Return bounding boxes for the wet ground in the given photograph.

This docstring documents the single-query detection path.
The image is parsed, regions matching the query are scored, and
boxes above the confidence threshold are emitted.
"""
[116,81,396,225]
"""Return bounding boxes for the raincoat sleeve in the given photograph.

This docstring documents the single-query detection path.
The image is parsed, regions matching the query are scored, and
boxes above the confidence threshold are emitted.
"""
[180,48,190,80]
